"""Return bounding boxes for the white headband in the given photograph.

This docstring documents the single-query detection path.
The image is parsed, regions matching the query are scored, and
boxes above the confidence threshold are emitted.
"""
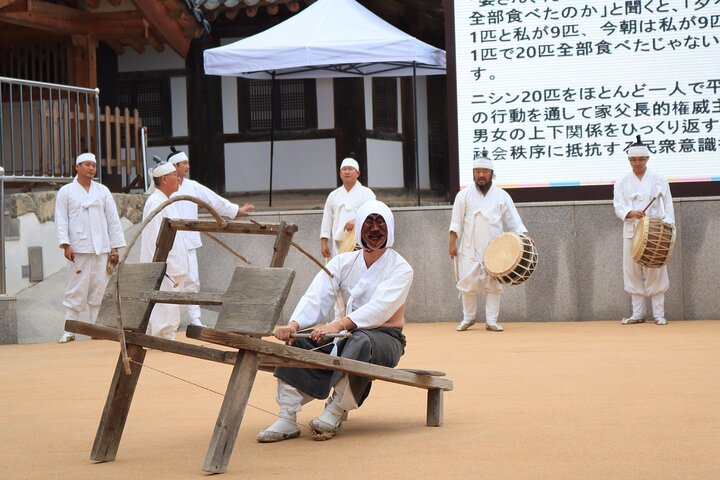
[76,152,96,164]
[149,162,177,178]
[169,151,189,164]
[340,158,360,171]
[473,156,494,170]
[627,145,650,157]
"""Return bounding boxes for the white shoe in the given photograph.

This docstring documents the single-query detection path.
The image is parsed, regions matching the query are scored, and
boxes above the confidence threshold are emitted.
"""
[309,416,342,441]
[58,332,75,343]
[485,323,504,332]
[256,417,300,443]
[456,319,476,331]
[621,316,646,325]
[654,318,667,325]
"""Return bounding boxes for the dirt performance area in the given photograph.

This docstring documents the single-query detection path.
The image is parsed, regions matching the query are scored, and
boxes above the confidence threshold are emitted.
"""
[1,321,718,480]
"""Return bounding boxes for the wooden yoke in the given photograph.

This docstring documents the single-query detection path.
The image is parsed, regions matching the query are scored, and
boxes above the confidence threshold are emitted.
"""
[65,219,298,469]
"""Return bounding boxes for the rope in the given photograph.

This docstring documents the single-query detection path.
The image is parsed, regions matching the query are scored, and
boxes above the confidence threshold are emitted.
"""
[128,358,313,431]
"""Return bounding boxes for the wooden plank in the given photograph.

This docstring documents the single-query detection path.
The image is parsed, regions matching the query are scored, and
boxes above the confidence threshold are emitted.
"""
[153,217,177,263]
[65,320,237,365]
[169,219,298,236]
[96,262,165,330]
[114,106,121,167]
[426,389,443,427]
[123,107,130,172]
[203,350,260,474]
[103,105,111,172]
[269,220,293,268]
[91,343,146,462]
[186,327,453,391]
[216,267,295,335]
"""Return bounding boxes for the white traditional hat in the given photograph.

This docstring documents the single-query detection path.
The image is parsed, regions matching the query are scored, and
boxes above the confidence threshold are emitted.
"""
[149,162,177,178]
[355,200,395,249]
[472,150,494,170]
[168,150,188,164]
[340,158,360,171]
[76,152,96,164]
[627,135,651,157]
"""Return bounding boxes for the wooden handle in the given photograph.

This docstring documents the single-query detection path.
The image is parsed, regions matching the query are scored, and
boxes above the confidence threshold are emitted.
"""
[642,196,656,213]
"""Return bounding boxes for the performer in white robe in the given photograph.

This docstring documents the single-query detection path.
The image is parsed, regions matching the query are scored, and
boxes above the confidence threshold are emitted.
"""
[320,158,375,259]
[140,161,189,340]
[257,200,413,443]
[449,152,529,332]
[613,137,675,325]
[56,152,126,343]
[167,148,254,327]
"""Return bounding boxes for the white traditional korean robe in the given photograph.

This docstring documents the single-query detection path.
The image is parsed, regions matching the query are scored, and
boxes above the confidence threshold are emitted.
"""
[141,189,190,339]
[172,178,239,325]
[449,184,527,324]
[55,178,126,321]
[292,248,413,331]
[613,169,674,317]
[320,182,375,257]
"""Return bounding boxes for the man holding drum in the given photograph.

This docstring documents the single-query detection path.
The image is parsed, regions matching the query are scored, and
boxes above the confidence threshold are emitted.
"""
[613,137,675,325]
[449,152,531,332]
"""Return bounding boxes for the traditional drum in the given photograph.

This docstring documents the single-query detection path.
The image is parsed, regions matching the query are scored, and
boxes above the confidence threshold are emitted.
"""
[631,215,676,268]
[484,232,538,285]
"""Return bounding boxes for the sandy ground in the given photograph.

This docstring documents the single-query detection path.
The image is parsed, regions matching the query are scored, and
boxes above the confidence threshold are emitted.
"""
[1,321,719,480]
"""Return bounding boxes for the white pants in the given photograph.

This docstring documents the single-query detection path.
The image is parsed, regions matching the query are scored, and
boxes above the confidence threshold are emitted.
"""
[622,238,669,297]
[146,274,185,339]
[456,253,503,325]
[184,248,202,324]
[63,252,110,323]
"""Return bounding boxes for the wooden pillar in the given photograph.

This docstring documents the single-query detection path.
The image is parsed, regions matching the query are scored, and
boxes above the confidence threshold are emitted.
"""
[70,34,98,88]
[333,78,367,186]
[186,35,225,193]
[443,0,460,200]
[400,76,417,195]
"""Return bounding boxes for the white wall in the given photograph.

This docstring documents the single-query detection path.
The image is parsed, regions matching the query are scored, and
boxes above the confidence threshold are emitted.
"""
[224,139,337,193]
[367,139,404,188]
[5,214,133,295]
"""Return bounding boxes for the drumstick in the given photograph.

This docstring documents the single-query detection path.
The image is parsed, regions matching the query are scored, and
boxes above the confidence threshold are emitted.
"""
[452,256,458,284]
[642,196,656,214]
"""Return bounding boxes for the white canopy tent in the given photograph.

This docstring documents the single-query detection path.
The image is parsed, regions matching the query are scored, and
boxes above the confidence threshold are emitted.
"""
[203,0,446,204]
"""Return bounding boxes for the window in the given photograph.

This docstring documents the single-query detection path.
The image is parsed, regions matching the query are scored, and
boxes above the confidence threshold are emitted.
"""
[372,77,398,133]
[117,73,171,140]
[238,78,317,132]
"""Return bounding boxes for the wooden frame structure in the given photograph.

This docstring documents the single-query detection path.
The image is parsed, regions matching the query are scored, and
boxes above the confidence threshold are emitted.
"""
[65,217,453,474]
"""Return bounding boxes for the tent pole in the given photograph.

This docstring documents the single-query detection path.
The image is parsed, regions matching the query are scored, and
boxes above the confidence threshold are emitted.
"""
[269,71,276,207]
[412,62,420,206]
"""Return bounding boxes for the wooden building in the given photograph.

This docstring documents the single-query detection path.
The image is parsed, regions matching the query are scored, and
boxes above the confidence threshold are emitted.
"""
[0,0,451,199]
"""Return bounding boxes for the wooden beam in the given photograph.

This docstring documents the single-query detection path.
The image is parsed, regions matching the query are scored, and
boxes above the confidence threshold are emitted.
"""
[0,0,23,10]
[187,326,454,391]
[146,29,165,53]
[89,12,149,40]
[131,0,190,57]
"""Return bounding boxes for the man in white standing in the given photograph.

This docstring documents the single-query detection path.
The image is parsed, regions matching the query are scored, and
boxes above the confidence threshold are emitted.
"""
[56,152,126,343]
[320,157,375,260]
[168,148,254,327]
[448,151,531,332]
[613,136,674,325]
[141,161,189,339]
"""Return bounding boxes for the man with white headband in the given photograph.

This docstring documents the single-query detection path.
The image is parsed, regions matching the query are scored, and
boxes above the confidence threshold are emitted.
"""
[448,150,531,332]
[141,161,189,339]
[613,136,674,325]
[167,147,254,328]
[257,200,413,442]
[55,152,126,343]
[320,157,375,259]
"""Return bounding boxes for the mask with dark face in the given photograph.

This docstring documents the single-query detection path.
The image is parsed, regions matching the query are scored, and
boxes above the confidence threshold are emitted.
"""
[360,213,388,252]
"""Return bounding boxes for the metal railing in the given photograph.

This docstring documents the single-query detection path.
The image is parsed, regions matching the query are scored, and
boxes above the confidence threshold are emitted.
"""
[1,76,101,294]
[0,75,101,182]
